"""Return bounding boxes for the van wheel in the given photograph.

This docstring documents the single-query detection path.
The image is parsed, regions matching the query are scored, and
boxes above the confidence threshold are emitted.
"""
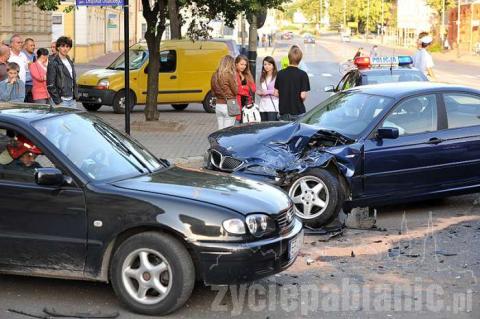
[110,232,195,316]
[82,103,102,112]
[202,91,215,113]
[171,104,188,111]
[113,90,135,114]
[288,169,343,228]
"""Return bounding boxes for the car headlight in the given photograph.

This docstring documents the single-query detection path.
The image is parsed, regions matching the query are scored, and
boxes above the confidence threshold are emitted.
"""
[223,218,246,235]
[246,214,276,237]
[96,79,109,90]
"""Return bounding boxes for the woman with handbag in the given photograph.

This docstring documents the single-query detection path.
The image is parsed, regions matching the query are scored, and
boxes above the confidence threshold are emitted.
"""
[211,55,238,130]
[235,55,256,125]
[29,48,50,104]
[257,56,279,121]
[0,62,25,102]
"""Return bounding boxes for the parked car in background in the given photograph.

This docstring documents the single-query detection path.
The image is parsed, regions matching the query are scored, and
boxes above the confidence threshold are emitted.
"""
[303,33,316,44]
[206,82,480,227]
[0,103,303,316]
[77,40,228,114]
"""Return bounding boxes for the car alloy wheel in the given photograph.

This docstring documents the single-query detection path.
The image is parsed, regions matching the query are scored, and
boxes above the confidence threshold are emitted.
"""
[121,248,173,305]
[289,176,330,219]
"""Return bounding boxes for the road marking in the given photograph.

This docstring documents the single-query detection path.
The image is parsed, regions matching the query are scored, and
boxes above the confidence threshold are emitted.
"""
[321,73,332,77]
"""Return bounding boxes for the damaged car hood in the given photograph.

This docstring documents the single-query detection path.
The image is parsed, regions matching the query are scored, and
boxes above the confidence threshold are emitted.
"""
[209,122,362,177]
[111,166,291,215]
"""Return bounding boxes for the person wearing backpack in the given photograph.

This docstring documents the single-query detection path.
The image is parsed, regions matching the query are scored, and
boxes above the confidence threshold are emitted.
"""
[257,56,279,122]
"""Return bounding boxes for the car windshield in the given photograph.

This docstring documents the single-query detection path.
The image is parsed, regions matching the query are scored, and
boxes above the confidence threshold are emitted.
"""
[363,70,427,84]
[300,92,394,137]
[32,113,165,181]
[107,49,148,70]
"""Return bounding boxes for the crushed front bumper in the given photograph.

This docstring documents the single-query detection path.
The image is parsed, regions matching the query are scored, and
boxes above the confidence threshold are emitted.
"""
[192,218,303,285]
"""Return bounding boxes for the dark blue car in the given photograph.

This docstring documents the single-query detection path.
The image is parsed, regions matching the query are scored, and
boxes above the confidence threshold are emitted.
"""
[206,82,480,227]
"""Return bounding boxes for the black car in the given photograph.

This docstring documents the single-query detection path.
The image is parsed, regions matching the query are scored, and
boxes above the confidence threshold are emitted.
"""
[0,104,303,315]
[325,56,428,93]
[206,82,480,227]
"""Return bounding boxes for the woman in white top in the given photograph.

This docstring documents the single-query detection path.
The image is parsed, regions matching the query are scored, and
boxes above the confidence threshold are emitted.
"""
[257,56,279,122]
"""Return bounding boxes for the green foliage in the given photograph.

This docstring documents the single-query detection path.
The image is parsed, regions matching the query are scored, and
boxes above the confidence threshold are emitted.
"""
[426,0,456,15]
[14,0,61,11]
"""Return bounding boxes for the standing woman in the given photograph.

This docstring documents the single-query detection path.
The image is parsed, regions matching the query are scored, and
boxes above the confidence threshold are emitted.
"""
[211,55,238,130]
[257,56,279,121]
[29,48,50,104]
[235,55,256,124]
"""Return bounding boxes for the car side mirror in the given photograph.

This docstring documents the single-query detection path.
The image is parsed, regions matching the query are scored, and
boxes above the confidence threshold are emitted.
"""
[35,167,66,186]
[376,127,399,139]
[324,85,335,92]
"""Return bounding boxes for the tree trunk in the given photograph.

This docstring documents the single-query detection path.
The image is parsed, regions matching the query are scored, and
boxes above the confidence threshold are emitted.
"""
[168,0,181,39]
[142,0,167,121]
[247,14,258,79]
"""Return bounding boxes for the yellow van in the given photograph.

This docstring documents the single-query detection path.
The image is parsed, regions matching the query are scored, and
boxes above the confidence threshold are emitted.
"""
[77,40,229,113]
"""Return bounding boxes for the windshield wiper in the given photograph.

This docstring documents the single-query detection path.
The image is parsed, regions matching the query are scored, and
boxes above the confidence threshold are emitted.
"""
[94,123,152,174]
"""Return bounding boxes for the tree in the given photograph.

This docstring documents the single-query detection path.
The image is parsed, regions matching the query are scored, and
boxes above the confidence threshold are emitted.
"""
[168,0,182,39]
[426,0,456,45]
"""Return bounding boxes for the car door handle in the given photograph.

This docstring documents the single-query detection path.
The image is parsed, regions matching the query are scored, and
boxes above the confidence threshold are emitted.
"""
[170,75,177,80]
[425,137,443,145]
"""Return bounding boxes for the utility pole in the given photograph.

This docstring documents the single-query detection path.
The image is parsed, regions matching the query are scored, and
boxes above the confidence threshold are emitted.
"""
[124,0,130,134]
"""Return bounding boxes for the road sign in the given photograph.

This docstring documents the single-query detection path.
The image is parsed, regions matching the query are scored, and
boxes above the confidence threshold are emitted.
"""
[76,0,123,6]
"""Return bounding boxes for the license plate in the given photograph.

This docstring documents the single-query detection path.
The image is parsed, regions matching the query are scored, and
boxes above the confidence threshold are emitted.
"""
[288,232,303,260]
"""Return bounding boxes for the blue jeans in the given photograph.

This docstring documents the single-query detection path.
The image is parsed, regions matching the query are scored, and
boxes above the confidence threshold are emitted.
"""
[59,99,77,108]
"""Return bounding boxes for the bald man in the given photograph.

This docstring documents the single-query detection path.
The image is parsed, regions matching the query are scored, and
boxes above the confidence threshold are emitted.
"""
[0,45,10,81]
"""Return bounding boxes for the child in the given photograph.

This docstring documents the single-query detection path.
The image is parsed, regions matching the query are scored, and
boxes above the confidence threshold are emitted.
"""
[0,62,25,102]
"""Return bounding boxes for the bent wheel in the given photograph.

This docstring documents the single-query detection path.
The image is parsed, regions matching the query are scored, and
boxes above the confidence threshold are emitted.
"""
[288,169,342,228]
[110,232,195,315]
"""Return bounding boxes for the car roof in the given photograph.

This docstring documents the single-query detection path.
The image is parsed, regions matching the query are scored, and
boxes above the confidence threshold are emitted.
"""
[348,82,480,98]
[0,103,80,123]
[131,40,228,51]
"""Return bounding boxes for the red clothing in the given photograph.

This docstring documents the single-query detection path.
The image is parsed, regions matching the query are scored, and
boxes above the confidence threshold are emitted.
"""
[29,62,49,100]
[236,74,256,121]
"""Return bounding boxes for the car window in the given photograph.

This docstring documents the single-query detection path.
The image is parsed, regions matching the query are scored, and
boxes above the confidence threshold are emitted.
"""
[343,72,358,90]
[160,50,176,73]
[337,73,351,91]
[444,93,480,129]
[301,92,394,137]
[108,49,148,70]
[0,128,57,184]
[382,94,438,136]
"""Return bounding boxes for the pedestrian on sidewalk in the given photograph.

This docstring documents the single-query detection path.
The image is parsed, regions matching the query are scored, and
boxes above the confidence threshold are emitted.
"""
[369,45,379,58]
[23,38,36,103]
[47,36,78,108]
[274,46,310,121]
[235,55,256,125]
[211,55,238,130]
[30,48,50,104]
[0,45,10,82]
[0,62,25,102]
[50,41,57,56]
[257,56,279,122]
[412,35,436,81]
[261,34,267,48]
[8,35,28,87]
[268,34,272,47]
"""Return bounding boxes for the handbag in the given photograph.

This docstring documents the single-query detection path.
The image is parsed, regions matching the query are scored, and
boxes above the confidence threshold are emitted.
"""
[226,98,241,116]
[242,87,261,123]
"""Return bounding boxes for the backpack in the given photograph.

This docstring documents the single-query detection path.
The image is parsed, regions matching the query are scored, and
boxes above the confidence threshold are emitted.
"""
[242,103,261,123]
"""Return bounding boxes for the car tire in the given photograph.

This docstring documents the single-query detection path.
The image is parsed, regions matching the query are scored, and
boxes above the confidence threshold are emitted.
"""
[110,232,195,316]
[82,103,102,112]
[202,91,215,113]
[171,104,188,111]
[113,90,135,114]
[288,169,343,228]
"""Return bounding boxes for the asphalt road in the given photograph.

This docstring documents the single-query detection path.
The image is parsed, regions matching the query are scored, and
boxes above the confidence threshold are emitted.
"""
[1,36,479,319]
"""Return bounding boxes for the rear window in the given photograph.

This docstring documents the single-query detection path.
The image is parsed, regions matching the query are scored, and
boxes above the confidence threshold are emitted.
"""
[363,70,427,85]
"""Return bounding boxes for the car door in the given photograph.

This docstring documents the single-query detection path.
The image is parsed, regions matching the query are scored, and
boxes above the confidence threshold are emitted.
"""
[0,126,87,271]
[432,92,480,187]
[157,49,180,103]
[363,94,444,198]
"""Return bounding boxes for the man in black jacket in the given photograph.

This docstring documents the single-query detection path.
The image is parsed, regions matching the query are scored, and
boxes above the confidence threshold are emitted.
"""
[47,36,77,108]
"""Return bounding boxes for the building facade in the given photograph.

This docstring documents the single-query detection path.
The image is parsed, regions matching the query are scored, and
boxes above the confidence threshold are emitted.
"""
[0,0,52,47]
[448,1,480,53]
[52,1,138,63]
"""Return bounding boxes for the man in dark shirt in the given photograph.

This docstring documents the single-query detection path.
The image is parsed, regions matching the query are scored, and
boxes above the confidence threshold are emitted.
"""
[274,46,310,121]
[0,44,10,82]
